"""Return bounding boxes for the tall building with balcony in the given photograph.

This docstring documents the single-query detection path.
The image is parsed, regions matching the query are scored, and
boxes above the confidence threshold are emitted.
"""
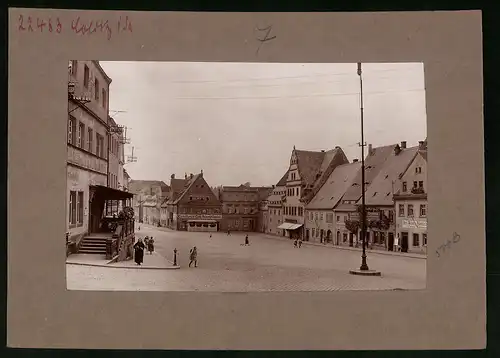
[66,60,112,244]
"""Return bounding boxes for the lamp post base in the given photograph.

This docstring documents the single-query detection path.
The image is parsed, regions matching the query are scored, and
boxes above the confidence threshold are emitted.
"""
[349,268,382,276]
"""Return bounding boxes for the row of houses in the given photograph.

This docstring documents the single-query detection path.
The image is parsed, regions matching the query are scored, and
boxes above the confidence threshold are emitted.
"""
[263,140,428,254]
[129,173,273,232]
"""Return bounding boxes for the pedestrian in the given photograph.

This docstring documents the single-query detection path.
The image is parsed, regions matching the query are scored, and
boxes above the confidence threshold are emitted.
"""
[147,236,155,254]
[144,236,150,248]
[210,233,212,239]
[189,246,198,268]
[133,238,145,265]
[298,239,302,248]
[294,240,298,248]
[244,234,249,246]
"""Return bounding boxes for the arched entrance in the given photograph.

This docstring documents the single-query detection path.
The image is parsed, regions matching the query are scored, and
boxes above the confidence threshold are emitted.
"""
[326,230,332,243]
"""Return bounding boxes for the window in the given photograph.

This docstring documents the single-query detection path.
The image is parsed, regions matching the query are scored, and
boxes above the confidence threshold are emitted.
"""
[326,213,333,223]
[84,65,90,88]
[408,204,414,217]
[77,122,84,148]
[69,191,77,225]
[77,191,84,225]
[415,166,422,174]
[320,212,323,221]
[95,78,100,100]
[418,181,424,189]
[420,204,427,217]
[312,228,315,237]
[336,215,340,222]
[87,128,93,152]
[402,181,407,192]
[398,204,405,217]
[71,60,77,76]
[423,233,427,246]
[243,207,248,214]
[413,181,418,188]
[413,233,420,246]
[67,116,76,145]
[102,89,107,108]
[315,212,318,221]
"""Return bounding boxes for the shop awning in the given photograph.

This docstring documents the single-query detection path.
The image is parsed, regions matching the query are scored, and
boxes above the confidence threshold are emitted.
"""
[90,185,134,201]
[187,219,217,223]
[277,223,303,230]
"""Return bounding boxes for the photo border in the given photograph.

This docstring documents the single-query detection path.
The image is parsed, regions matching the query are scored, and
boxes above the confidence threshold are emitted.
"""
[7,9,484,350]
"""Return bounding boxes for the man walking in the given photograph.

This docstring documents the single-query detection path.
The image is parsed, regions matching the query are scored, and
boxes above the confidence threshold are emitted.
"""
[189,246,198,268]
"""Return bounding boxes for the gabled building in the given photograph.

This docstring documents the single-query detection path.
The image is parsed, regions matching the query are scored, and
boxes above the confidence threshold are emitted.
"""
[265,171,288,236]
[358,141,420,251]
[166,171,222,232]
[334,143,396,247]
[305,160,361,244]
[279,146,349,240]
[393,139,428,253]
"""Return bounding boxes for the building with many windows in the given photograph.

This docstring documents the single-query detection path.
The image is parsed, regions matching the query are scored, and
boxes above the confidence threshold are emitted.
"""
[305,160,361,244]
[219,184,273,232]
[279,146,349,240]
[393,140,428,254]
[264,172,288,236]
[66,60,112,244]
[166,172,223,232]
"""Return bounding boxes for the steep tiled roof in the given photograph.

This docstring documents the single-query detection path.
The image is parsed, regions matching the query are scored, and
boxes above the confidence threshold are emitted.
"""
[419,150,427,161]
[362,146,419,206]
[276,171,288,187]
[342,144,396,202]
[306,162,362,210]
[295,150,326,187]
[172,174,203,204]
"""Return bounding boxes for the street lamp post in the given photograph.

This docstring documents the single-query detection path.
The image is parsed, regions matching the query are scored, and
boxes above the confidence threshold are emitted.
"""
[358,62,369,272]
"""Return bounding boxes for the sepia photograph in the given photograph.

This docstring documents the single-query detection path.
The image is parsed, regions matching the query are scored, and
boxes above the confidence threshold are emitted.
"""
[65,60,428,292]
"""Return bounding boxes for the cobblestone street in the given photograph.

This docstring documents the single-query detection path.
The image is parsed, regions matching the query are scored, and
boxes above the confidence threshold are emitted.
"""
[67,225,426,292]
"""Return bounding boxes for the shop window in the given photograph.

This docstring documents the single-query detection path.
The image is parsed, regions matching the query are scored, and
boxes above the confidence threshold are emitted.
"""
[413,233,420,246]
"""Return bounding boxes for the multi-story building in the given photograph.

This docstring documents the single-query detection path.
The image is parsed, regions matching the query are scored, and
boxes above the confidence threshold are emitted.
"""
[129,180,170,224]
[219,184,273,232]
[265,172,288,236]
[359,141,420,251]
[393,140,428,253]
[66,60,112,244]
[305,160,361,244]
[279,146,349,240]
[335,143,396,247]
[166,171,222,232]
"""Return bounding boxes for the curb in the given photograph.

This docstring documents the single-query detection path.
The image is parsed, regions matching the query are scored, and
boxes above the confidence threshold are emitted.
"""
[66,258,181,270]
[263,234,427,259]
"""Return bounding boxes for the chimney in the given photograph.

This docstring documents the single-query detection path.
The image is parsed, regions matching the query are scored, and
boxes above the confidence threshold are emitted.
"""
[418,141,425,150]
[184,173,187,179]
[353,159,359,163]
[190,173,193,179]
[321,150,325,152]
[368,144,373,156]
[171,174,175,179]
[401,141,407,149]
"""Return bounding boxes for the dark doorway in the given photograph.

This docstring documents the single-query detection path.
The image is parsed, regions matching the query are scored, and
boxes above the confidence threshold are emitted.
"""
[349,233,354,247]
[306,229,310,240]
[388,232,394,251]
[336,231,341,245]
[401,232,409,253]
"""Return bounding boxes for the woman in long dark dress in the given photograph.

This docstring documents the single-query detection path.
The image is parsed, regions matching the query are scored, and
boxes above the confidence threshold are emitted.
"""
[134,238,145,265]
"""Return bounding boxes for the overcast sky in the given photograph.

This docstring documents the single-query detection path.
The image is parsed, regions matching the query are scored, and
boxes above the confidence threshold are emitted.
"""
[100,61,427,187]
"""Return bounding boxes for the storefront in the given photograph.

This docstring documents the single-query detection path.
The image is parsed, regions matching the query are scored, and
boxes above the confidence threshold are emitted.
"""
[187,219,218,232]
[277,222,303,239]
[177,213,222,232]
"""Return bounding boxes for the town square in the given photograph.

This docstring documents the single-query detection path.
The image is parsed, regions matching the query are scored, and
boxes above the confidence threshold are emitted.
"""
[65,60,428,291]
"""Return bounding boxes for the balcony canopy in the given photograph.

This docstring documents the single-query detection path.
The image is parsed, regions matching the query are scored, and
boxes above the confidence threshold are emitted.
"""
[277,223,303,230]
[90,185,134,201]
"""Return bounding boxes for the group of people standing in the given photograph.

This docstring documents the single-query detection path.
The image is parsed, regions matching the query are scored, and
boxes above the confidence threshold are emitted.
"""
[293,239,303,248]
[133,236,155,266]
